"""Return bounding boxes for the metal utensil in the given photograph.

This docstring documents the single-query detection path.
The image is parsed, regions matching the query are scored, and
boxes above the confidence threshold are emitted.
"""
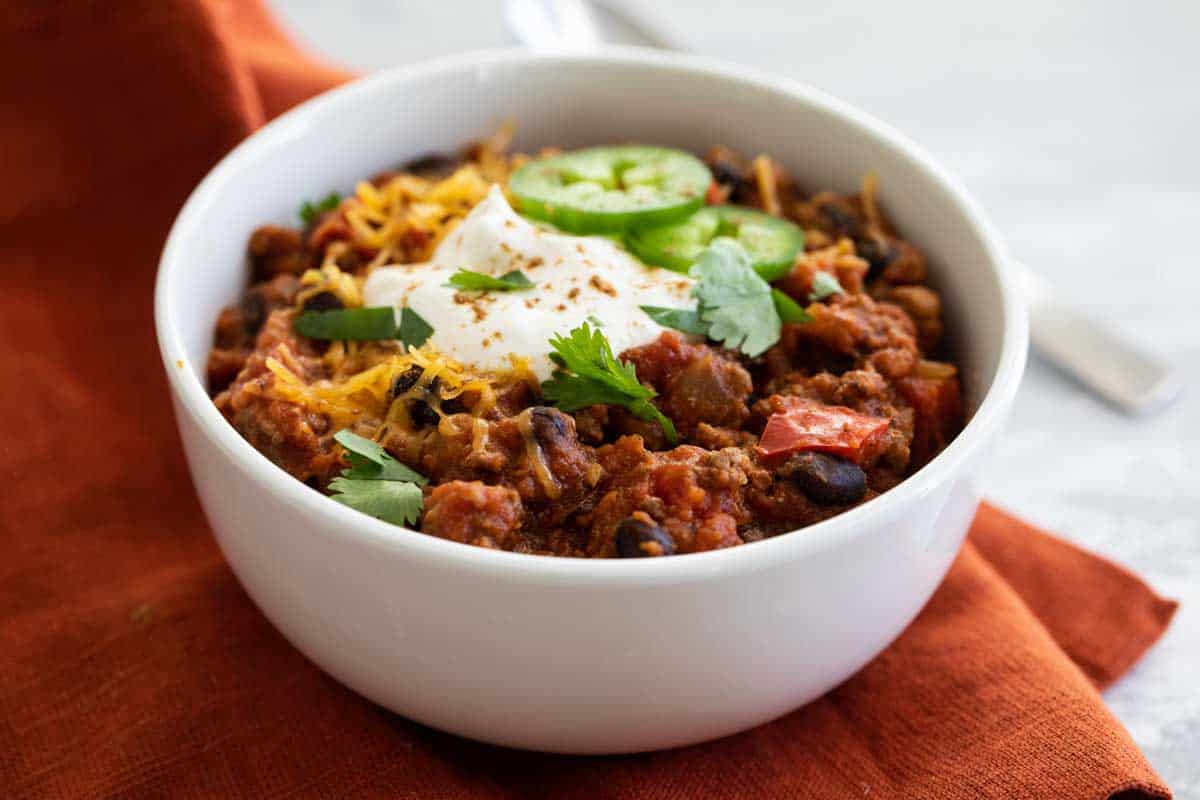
[503,0,1182,414]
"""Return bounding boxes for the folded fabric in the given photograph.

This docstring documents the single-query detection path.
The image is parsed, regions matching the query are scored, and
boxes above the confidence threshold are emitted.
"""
[0,3,1176,798]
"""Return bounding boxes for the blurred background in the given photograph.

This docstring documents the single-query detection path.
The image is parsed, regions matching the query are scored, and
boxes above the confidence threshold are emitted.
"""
[271,0,1199,789]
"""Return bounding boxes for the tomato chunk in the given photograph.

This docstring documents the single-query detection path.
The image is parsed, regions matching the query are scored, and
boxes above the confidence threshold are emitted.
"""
[757,398,890,464]
[897,376,963,468]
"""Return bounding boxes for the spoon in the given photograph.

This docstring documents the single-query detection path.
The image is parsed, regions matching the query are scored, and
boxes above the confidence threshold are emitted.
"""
[503,0,1182,415]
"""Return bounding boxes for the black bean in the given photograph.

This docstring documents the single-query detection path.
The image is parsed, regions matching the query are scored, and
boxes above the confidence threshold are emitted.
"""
[409,401,440,427]
[855,237,898,273]
[615,516,676,558]
[819,202,862,237]
[301,291,344,313]
[440,396,467,415]
[529,406,569,447]
[781,452,867,505]
[389,366,441,426]
[403,152,457,179]
[711,159,748,189]
[390,365,425,398]
[239,291,266,335]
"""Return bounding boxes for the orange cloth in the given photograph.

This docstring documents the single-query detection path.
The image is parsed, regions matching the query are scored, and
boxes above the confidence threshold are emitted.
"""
[0,3,1177,798]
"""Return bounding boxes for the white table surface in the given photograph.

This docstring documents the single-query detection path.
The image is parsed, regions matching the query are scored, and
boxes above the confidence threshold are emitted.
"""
[272,1,1200,791]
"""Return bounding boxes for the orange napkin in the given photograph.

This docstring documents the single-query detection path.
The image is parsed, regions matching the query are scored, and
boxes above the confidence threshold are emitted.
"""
[0,3,1177,798]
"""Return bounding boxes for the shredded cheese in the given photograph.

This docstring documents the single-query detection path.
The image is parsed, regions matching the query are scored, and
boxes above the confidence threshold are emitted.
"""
[752,154,782,217]
[262,343,510,433]
[337,163,506,263]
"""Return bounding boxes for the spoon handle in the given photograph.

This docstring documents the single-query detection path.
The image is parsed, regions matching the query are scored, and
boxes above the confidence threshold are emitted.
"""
[1016,262,1182,414]
[502,1,1183,415]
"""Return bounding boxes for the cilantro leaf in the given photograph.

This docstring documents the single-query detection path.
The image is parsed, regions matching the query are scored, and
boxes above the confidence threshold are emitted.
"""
[809,271,845,302]
[397,307,434,348]
[639,305,709,336]
[446,269,535,291]
[299,192,342,226]
[772,289,812,324]
[329,430,427,526]
[334,430,427,484]
[689,238,780,357]
[541,322,678,444]
[329,477,423,526]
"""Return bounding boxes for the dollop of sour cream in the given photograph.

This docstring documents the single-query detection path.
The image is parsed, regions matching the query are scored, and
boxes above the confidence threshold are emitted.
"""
[362,185,695,380]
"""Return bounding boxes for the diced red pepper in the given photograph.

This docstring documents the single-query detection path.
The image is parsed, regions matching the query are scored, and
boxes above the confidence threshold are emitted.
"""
[705,180,728,205]
[897,376,963,468]
[756,398,890,464]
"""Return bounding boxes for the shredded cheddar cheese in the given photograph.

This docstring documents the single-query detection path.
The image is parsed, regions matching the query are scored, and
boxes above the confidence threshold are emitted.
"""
[261,342,532,434]
[296,262,364,309]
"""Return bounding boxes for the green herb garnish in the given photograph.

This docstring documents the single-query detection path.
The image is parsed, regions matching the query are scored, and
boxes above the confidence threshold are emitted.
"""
[334,431,428,484]
[396,307,434,348]
[298,192,342,226]
[294,307,397,341]
[641,238,814,356]
[294,306,433,348]
[328,430,426,526]
[809,272,845,302]
[689,238,781,357]
[639,305,709,336]
[446,269,535,292]
[772,289,812,324]
[541,322,677,444]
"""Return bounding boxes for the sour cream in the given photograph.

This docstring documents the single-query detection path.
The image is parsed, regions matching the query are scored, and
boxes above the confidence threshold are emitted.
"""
[363,185,694,379]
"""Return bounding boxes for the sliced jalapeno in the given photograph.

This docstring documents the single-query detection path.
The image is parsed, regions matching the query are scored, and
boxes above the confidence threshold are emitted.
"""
[628,205,806,281]
[509,146,712,234]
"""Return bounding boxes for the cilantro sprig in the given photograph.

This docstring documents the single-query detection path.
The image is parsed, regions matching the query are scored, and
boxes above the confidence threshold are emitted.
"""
[640,238,811,358]
[541,322,678,444]
[298,192,342,226]
[446,269,535,292]
[639,306,708,335]
[809,271,845,302]
[295,306,433,348]
[328,430,426,526]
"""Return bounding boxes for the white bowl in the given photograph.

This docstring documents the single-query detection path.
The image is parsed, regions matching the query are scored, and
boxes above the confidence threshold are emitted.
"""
[155,47,1027,754]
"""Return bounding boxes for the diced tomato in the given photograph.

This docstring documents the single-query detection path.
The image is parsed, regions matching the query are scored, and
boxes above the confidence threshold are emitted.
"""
[307,210,351,251]
[705,180,728,205]
[897,376,963,468]
[756,398,890,464]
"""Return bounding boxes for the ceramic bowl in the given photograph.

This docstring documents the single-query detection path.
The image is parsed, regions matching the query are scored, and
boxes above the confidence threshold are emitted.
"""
[155,47,1027,754]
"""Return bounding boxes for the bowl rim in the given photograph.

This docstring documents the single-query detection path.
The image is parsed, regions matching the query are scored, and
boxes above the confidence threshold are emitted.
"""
[155,45,1027,586]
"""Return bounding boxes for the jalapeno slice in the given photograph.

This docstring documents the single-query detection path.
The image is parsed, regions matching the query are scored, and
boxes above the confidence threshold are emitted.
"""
[628,205,806,281]
[509,146,712,234]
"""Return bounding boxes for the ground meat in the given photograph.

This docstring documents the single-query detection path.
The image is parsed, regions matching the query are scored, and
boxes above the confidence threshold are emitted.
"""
[386,406,602,530]
[213,309,342,487]
[745,476,878,534]
[777,293,920,380]
[873,283,945,353]
[206,274,300,393]
[777,239,870,298]
[421,481,524,549]
[621,332,753,439]
[584,436,767,556]
[879,240,927,284]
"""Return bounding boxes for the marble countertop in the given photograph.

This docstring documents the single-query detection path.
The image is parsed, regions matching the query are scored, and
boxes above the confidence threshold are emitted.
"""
[272,0,1200,790]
